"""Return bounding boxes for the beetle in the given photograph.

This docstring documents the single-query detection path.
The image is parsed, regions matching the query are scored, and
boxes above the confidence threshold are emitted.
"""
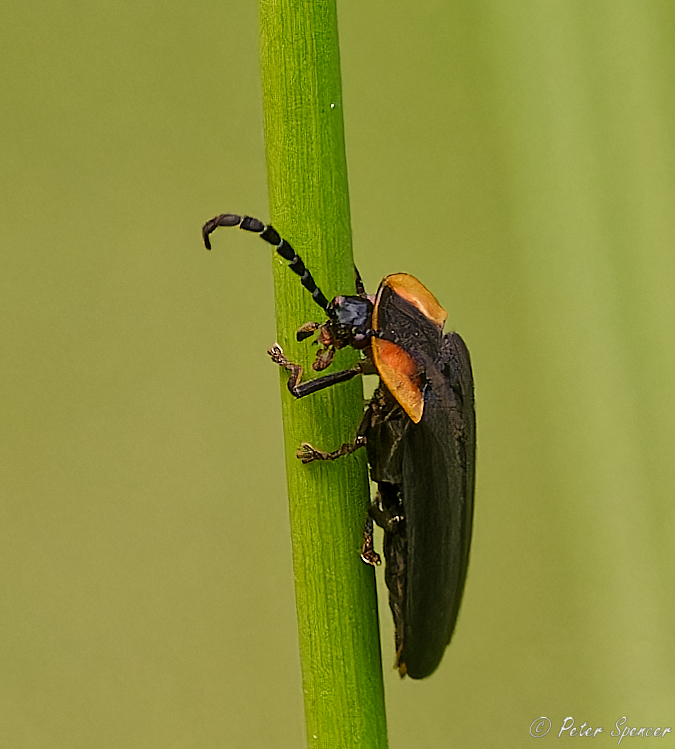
[202,213,475,679]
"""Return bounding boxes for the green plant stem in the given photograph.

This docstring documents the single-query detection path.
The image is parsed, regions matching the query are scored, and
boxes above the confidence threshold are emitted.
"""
[259,0,388,747]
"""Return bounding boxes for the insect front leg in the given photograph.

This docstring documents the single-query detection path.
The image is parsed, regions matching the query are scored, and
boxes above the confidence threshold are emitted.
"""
[268,344,365,398]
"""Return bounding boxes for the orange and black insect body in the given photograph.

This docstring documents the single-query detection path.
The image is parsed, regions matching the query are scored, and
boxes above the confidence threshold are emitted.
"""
[202,214,476,679]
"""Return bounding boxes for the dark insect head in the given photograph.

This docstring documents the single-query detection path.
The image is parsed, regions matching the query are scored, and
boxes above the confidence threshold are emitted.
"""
[328,295,374,347]
[299,294,375,371]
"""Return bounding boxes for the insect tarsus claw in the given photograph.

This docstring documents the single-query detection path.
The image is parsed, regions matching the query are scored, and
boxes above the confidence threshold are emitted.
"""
[296,442,323,463]
[267,343,286,364]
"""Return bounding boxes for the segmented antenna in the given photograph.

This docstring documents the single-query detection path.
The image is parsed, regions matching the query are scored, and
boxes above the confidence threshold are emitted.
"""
[202,214,330,311]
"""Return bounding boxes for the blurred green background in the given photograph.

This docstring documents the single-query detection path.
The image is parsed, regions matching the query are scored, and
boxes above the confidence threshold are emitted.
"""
[2,1,675,747]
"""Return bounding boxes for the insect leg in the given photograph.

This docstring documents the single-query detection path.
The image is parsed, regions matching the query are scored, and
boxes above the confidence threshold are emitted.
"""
[292,387,374,464]
[360,517,382,566]
[296,436,367,463]
[268,344,365,398]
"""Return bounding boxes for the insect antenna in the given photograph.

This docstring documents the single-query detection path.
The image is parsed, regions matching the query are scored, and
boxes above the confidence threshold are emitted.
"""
[354,265,366,296]
[202,214,330,311]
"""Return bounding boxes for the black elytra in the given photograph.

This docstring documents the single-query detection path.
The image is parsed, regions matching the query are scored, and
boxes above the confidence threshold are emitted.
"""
[202,213,476,679]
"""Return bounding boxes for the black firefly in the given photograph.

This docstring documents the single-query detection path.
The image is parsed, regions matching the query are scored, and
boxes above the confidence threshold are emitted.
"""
[203,213,476,679]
